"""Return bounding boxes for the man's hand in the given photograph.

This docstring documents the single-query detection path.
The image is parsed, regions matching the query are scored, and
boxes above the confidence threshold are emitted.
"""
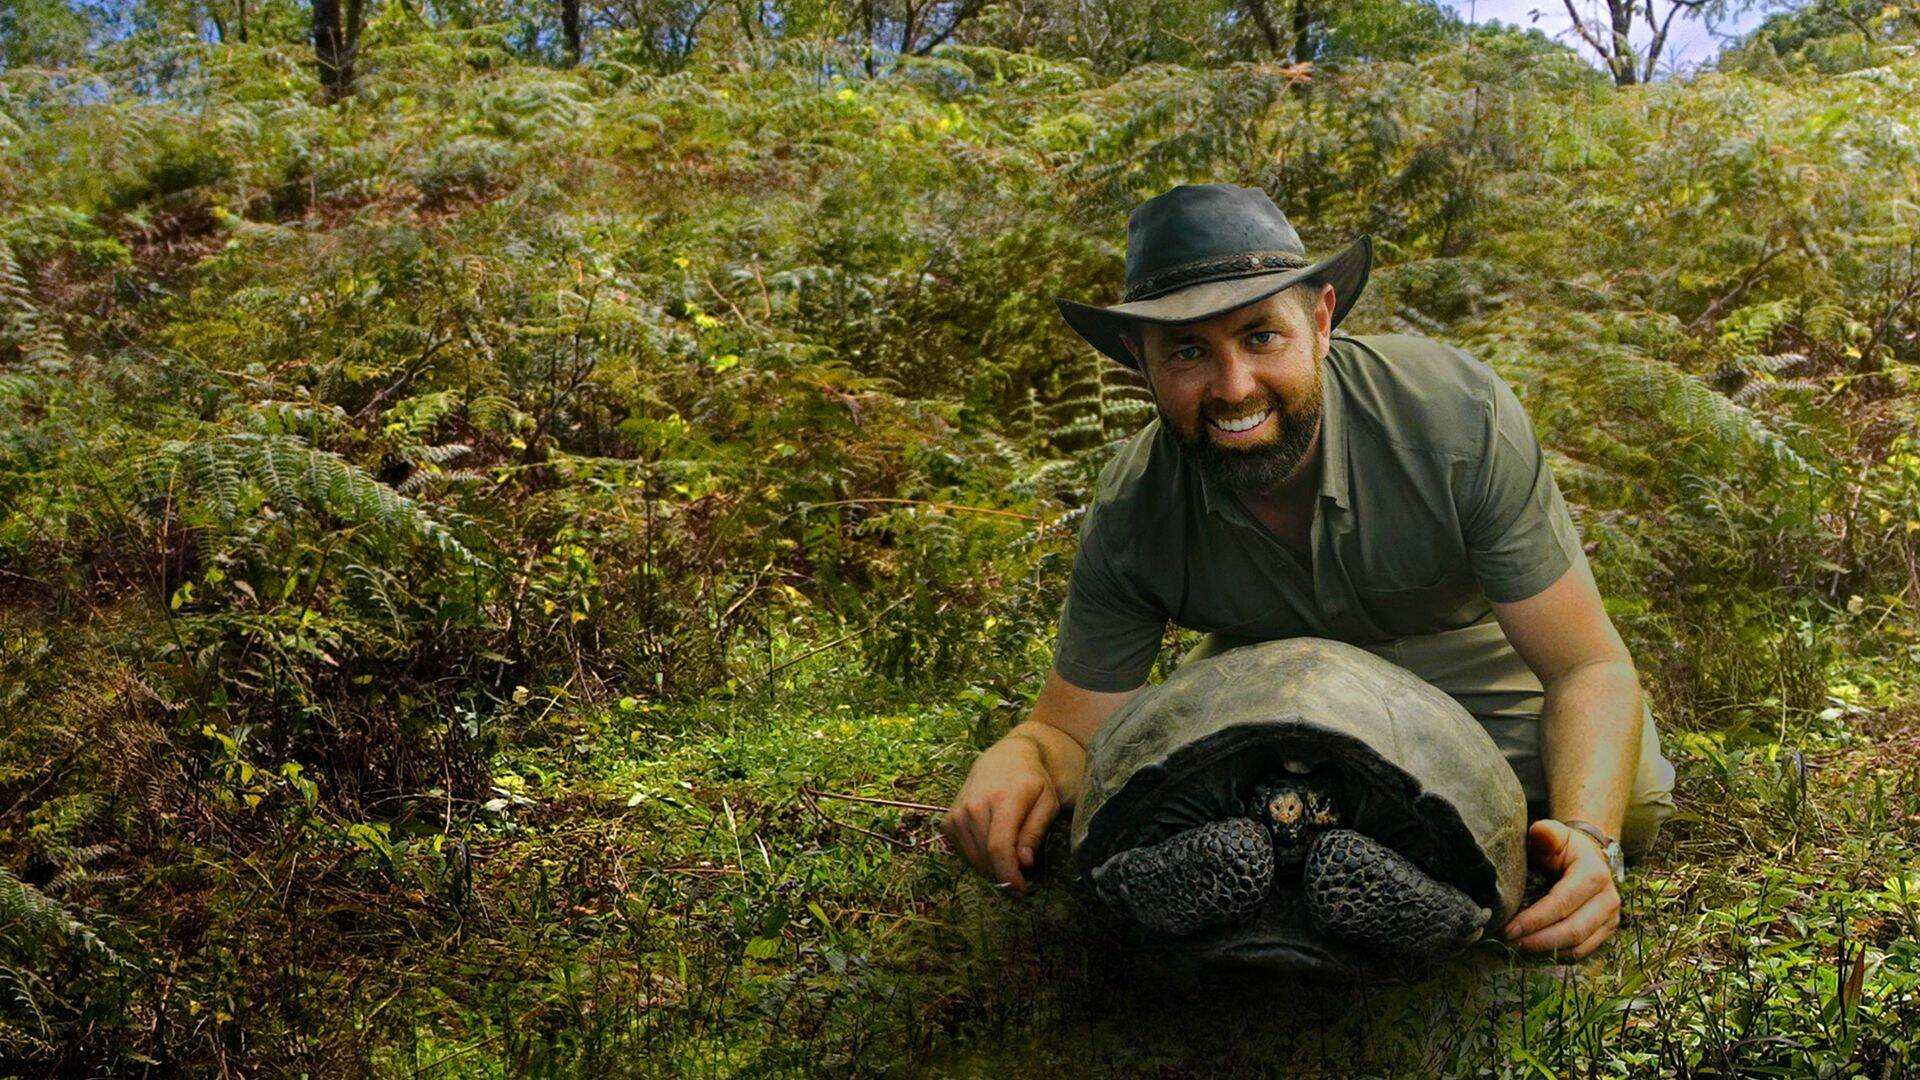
[1503,819,1621,959]
[942,730,1064,897]
[942,669,1135,896]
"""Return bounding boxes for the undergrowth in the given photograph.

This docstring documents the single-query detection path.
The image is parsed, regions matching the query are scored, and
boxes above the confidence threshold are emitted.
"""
[2,12,1920,1077]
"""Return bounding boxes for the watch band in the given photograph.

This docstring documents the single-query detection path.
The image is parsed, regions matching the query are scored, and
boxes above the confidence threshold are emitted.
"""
[1563,819,1627,883]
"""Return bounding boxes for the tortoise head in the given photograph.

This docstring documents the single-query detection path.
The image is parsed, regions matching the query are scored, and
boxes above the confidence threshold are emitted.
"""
[1251,773,1344,856]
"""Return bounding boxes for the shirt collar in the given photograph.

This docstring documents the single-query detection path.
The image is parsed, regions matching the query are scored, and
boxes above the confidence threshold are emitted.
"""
[1193,341,1352,520]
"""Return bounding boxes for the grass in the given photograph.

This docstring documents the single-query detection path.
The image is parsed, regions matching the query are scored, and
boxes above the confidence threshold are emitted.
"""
[308,631,1920,1077]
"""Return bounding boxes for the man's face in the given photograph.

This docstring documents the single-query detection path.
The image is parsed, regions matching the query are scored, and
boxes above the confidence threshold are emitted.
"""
[1124,283,1335,496]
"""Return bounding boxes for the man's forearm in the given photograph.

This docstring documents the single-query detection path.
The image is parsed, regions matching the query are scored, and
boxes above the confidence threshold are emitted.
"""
[1540,659,1643,837]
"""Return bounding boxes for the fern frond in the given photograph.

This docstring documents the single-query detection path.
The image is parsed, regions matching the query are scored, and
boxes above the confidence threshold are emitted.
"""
[0,866,119,965]
[416,442,474,465]
[342,560,405,634]
[141,434,491,570]
[1753,351,1810,374]
[1589,344,1821,477]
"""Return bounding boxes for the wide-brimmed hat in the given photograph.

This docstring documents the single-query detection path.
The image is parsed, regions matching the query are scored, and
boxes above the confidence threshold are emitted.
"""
[1055,183,1372,372]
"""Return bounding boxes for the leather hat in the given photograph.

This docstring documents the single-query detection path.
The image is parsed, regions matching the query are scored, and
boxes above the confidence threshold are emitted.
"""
[1055,183,1372,372]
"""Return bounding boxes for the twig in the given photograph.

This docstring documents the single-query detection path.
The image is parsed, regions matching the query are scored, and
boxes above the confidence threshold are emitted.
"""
[738,592,913,689]
[748,260,773,320]
[410,1028,512,1076]
[802,786,945,814]
[703,273,751,325]
[798,788,936,851]
[795,497,1044,523]
[843,907,955,927]
[1687,242,1790,334]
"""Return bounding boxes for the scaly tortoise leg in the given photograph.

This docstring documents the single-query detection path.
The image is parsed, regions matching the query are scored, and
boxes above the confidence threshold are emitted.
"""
[1091,817,1275,938]
[1301,829,1489,956]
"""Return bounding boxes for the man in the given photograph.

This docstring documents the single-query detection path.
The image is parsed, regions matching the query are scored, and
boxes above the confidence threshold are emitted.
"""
[942,183,1677,960]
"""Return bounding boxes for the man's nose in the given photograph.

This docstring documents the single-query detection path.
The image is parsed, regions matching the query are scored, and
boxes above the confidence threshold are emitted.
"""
[1211,347,1260,404]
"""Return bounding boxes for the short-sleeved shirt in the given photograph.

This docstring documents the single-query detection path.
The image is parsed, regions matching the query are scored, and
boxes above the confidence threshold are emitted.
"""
[1051,331,1588,693]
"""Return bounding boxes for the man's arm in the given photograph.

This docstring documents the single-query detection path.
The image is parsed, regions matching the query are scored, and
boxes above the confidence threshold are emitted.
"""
[942,668,1141,896]
[1488,556,1643,958]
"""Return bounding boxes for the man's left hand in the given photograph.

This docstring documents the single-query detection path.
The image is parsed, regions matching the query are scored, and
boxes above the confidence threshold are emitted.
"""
[1502,819,1620,960]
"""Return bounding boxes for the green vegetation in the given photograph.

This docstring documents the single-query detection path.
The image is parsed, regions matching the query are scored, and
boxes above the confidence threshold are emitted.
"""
[3,8,1920,1074]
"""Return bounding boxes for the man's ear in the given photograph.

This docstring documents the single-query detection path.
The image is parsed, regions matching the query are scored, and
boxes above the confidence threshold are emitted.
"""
[1298,282,1335,357]
[1122,325,1148,369]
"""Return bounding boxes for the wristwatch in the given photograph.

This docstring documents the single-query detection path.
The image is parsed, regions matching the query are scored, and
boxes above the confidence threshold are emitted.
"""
[1563,819,1626,884]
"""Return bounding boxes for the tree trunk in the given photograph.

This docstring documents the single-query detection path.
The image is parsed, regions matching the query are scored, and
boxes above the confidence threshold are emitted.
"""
[313,0,347,99]
[861,0,877,76]
[1606,0,1638,85]
[312,0,365,100]
[1289,0,1316,64]
[562,0,582,63]
[1243,0,1284,55]
[899,0,919,55]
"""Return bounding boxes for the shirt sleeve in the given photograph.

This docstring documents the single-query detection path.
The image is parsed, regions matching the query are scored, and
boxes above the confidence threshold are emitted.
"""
[1461,368,1588,604]
[1050,501,1167,693]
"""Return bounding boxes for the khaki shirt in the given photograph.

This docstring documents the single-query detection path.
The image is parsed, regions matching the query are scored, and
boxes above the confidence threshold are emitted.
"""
[1052,332,1588,693]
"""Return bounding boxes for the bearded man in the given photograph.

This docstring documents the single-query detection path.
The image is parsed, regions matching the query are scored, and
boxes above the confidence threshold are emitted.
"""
[942,183,1677,960]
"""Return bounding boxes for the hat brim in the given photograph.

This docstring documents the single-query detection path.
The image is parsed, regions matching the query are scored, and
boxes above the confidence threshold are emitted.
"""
[1055,234,1373,372]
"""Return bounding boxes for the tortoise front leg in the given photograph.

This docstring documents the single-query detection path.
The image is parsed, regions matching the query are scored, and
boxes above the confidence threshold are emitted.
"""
[1301,829,1489,957]
[1090,817,1275,938]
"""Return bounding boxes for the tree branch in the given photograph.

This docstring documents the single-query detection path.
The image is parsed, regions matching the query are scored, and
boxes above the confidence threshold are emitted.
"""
[1562,0,1614,57]
[912,0,989,55]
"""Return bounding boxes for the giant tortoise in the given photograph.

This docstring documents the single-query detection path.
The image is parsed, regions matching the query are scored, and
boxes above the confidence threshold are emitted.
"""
[1070,637,1529,977]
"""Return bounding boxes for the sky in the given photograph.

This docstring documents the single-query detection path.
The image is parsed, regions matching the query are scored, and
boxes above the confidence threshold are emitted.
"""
[1444,0,1780,77]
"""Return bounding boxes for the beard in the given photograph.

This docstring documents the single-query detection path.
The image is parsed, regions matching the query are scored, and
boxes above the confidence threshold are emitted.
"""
[1164,372,1323,497]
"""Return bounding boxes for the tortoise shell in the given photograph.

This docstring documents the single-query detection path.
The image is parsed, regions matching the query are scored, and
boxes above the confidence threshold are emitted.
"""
[1069,637,1528,973]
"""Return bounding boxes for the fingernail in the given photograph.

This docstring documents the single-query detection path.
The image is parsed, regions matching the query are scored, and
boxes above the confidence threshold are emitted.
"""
[1020,846,1034,864]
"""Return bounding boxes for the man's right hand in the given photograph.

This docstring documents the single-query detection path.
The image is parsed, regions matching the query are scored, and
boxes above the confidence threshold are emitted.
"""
[942,729,1065,896]
[941,669,1140,896]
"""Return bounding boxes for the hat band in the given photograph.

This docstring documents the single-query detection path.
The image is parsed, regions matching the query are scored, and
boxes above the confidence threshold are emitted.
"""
[1124,250,1313,303]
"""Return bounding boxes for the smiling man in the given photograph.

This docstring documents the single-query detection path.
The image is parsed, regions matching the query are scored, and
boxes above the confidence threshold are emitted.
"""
[942,183,1677,960]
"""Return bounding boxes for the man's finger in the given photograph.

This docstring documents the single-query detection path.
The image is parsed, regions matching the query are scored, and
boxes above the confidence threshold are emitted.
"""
[1504,867,1605,940]
[1527,819,1576,870]
[1016,785,1059,868]
[1514,889,1617,954]
[1567,911,1622,960]
[986,796,1028,894]
[942,807,982,873]
[938,808,957,852]
[1551,903,1628,953]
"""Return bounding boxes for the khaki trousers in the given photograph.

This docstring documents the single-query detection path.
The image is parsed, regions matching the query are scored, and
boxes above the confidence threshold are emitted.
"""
[1182,617,1678,862]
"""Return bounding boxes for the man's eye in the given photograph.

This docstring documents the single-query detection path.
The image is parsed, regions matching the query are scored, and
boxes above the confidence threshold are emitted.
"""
[1169,348,1202,363]
[1249,330,1278,346]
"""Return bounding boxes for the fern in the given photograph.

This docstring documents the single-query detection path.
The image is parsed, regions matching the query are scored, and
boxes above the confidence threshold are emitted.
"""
[0,866,119,966]
[0,237,71,372]
[0,237,31,320]
[1587,342,1822,478]
[142,432,491,570]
